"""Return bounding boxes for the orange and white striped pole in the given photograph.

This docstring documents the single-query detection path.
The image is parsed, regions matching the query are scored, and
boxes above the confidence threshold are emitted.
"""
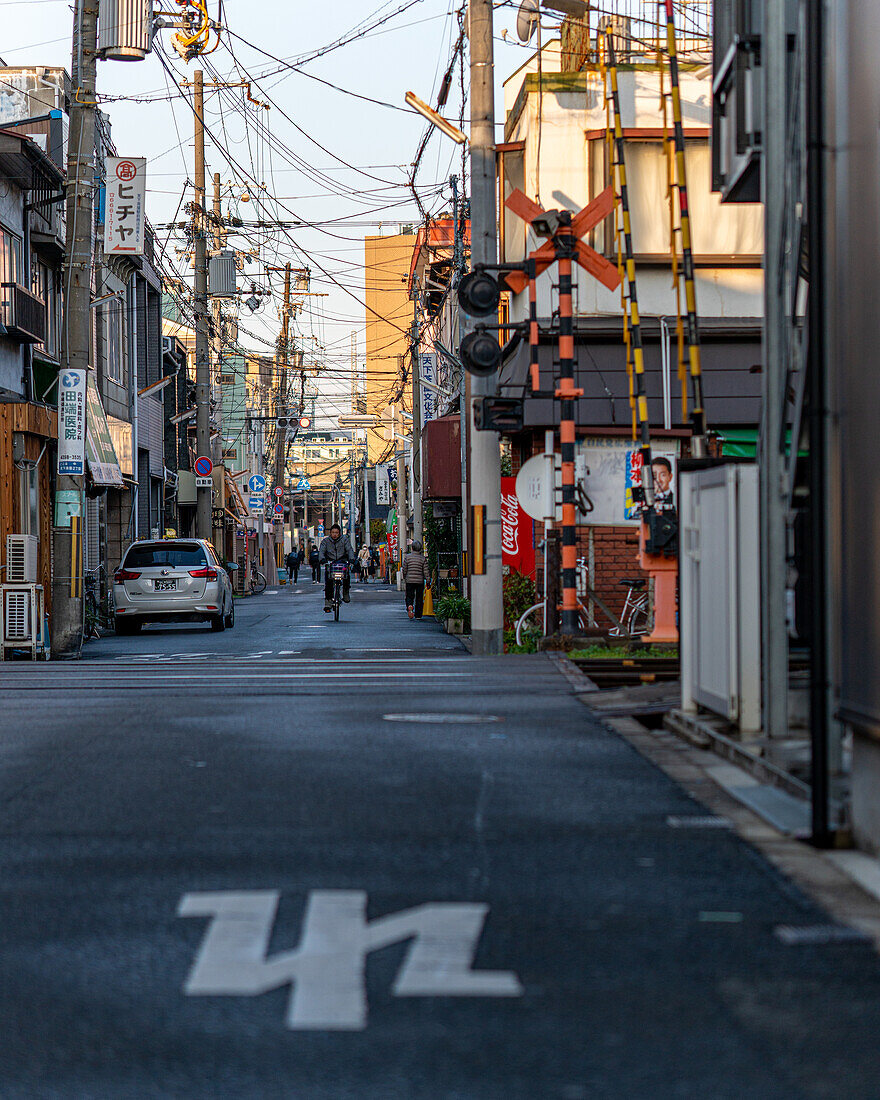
[556,211,582,635]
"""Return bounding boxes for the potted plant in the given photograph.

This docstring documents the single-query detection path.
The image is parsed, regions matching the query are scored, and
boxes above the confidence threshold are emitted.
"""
[434,590,471,635]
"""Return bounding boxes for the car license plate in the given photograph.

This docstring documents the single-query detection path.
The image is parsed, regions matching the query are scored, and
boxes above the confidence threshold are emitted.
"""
[154,579,177,591]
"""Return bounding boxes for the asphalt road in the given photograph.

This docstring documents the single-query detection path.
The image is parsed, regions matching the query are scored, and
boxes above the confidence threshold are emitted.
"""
[2,579,880,1098]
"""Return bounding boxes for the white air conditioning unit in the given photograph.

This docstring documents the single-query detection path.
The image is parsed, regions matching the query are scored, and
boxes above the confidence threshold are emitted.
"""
[6,534,38,583]
[3,589,31,640]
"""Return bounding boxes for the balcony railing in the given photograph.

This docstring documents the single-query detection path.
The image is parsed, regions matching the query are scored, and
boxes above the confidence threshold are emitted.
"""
[0,283,46,344]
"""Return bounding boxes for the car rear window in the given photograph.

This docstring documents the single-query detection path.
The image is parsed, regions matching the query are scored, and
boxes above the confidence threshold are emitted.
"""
[123,543,207,568]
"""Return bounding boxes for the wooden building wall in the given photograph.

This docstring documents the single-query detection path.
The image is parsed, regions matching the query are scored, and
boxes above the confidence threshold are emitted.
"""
[0,403,57,612]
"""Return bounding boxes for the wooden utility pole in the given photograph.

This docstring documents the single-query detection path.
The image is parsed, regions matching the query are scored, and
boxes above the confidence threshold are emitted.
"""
[273,262,292,566]
[52,0,98,657]
[193,69,211,540]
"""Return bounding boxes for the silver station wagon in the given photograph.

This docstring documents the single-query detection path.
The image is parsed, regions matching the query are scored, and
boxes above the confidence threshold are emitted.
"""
[113,539,235,635]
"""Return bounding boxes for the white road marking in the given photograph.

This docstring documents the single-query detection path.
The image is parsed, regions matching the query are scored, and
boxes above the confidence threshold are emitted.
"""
[179,889,522,1030]
[383,713,502,723]
[277,650,301,655]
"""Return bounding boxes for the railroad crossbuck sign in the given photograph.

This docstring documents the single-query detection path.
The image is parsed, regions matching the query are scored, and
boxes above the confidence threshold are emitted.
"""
[179,889,522,1030]
[502,186,621,294]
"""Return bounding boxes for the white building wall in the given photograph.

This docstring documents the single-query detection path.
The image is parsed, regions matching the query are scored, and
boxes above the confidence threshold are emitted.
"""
[502,63,764,323]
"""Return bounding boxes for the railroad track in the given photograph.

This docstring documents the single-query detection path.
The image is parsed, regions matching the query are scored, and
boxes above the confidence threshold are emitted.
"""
[571,656,680,689]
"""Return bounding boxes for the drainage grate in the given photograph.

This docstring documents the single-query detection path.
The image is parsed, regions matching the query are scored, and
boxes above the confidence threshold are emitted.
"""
[774,924,872,946]
[666,815,734,829]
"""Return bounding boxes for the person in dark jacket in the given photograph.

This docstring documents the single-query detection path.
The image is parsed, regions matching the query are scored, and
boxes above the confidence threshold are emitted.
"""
[401,540,428,619]
[319,524,355,611]
[285,549,300,584]
[309,544,321,582]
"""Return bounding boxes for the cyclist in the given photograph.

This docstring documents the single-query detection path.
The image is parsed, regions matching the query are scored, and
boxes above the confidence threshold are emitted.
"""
[319,523,354,613]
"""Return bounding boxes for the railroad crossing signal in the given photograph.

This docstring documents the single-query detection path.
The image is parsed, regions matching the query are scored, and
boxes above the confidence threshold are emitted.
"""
[501,187,621,294]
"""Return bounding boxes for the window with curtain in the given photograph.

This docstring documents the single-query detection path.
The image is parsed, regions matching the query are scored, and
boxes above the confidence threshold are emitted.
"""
[31,258,60,358]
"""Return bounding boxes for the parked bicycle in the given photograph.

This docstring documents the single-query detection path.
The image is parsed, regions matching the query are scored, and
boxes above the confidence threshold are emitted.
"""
[514,556,637,646]
[84,567,113,639]
[607,578,650,638]
[249,558,267,595]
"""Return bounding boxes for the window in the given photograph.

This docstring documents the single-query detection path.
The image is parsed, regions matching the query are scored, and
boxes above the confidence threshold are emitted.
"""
[104,299,127,384]
[0,225,21,286]
[19,466,39,537]
[31,259,60,358]
[123,542,206,568]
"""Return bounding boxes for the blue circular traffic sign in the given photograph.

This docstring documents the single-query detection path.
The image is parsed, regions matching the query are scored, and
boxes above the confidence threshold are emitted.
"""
[248,474,266,493]
[194,455,213,477]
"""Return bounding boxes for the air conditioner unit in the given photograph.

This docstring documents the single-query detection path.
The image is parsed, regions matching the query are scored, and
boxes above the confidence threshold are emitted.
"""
[6,534,38,583]
[3,589,31,640]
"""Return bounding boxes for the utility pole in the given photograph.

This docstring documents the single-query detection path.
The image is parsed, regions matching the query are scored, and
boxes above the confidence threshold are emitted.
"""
[761,0,789,744]
[273,262,292,566]
[394,406,408,575]
[411,277,423,544]
[52,0,97,657]
[468,0,503,654]
[193,69,212,541]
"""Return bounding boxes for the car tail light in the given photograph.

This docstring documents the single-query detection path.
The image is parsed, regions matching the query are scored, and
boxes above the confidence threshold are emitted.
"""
[188,567,218,580]
[114,569,142,582]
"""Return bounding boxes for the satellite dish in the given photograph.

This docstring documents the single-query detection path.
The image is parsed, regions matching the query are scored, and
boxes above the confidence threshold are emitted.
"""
[517,0,539,43]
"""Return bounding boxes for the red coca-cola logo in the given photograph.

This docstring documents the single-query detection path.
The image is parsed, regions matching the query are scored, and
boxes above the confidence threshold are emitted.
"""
[501,492,520,557]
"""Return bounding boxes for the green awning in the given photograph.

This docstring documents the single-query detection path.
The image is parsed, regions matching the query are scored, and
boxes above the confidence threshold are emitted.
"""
[718,429,805,460]
[86,372,123,487]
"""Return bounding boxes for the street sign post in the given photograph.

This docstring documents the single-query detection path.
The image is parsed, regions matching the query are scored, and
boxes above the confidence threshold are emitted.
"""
[296,477,310,491]
[274,503,284,515]
[248,474,266,493]
[194,455,213,478]
[273,486,284,497]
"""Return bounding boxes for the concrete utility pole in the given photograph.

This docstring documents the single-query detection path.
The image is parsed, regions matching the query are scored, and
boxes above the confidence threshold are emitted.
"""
[761,0,789,743]
[273,263,292,566]
[193,69,212,541]
[411,278,423,545]
[394,407,408,572]
[468,0,503,654]
[52,0,97,658]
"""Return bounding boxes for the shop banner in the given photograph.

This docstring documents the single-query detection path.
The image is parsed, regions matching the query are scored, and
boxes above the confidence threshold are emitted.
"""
[57,369,86,475]
[104,156,146,255]
[501,476,535,578]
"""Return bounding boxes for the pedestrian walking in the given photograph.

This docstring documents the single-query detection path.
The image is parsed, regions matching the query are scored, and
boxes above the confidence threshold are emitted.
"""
[369,546,379,581]
[402,540,428,619]
[309,544,321,582]
[358,544,372,583]
[285,550,300,584]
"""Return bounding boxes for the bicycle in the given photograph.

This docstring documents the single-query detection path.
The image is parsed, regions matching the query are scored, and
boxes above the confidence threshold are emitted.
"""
[608,578,650,638]
[514,556,630,646]
[249,559,267,595]
[328,562,349,621]
[84,567,113,639]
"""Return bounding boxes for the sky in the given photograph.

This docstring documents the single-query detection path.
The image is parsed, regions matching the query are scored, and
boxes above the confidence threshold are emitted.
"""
[0,0,550,428]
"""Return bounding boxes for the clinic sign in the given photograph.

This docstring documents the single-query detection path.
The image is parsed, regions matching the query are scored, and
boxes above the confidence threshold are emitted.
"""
[104,157,146,255]
[58,369,86,475]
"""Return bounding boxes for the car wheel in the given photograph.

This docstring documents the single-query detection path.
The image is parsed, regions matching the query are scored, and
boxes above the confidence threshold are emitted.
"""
[210,612,226,632]
[116,617,141,635]
[224,600,235,629]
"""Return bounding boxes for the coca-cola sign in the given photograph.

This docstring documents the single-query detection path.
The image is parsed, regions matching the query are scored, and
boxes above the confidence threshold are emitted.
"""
[501,477,535,578]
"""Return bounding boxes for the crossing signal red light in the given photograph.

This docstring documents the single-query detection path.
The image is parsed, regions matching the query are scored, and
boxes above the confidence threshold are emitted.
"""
[457,270,501,318]
[460,330,502,376]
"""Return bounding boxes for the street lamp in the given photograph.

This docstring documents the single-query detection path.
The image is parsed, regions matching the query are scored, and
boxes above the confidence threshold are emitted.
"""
[404,92,467,145]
